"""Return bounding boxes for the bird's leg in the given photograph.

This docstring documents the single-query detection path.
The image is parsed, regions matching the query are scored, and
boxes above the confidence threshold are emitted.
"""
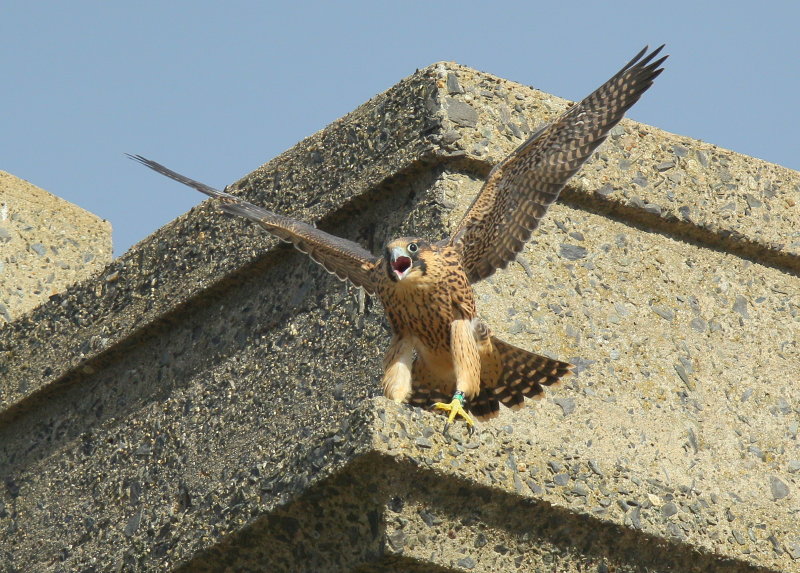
[434,390,475,433]
[382,335,414,403]
[434,319,480,431]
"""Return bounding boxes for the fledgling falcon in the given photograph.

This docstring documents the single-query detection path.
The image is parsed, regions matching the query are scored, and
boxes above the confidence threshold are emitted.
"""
[129,46,666,430]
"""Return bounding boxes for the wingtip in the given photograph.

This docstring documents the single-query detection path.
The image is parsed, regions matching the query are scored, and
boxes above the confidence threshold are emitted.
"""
[126,153,155,169]
[625,44,669,73]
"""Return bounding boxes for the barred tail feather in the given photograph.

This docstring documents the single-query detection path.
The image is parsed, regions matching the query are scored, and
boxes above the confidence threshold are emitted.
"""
[490,336,572,410]
[469,388,501,420]
[406,336,571,421]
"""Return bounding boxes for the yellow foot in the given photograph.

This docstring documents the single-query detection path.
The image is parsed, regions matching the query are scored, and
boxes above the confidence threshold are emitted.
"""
[433,391,474,431]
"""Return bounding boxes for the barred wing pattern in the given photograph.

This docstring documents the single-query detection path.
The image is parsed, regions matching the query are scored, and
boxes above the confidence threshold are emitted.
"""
[127,155,381,294]
[450,46,667,283]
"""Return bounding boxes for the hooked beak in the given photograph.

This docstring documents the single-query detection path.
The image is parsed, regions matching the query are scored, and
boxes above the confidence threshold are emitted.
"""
[390,247,412,280]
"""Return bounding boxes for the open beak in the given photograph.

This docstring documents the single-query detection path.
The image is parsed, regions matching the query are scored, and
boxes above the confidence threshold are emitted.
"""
[390,247,412,280]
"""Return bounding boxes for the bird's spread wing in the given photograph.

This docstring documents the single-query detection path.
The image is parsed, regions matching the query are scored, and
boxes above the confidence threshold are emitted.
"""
[128,154,381,294]
[449,45,667,283]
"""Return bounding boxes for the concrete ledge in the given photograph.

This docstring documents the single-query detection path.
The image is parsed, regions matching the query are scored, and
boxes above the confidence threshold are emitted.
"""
[0,61,797,571]
[0,171,111,323]
[178,399,779,572]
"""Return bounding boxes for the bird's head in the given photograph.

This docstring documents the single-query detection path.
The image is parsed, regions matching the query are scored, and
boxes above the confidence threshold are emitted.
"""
[384,238,429,282]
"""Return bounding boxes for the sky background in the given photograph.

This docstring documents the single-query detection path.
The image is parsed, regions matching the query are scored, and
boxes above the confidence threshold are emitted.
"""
[3,2,798,257]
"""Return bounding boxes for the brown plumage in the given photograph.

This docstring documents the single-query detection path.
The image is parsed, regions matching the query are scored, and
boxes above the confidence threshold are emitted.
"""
[128,46,666,428]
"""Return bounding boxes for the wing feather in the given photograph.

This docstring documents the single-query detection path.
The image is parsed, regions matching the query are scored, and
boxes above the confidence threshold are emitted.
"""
[127,154,380,294]
[450,46,667,283]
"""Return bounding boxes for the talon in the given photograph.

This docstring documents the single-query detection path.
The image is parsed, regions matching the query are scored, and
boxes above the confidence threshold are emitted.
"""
[433,391,474,429]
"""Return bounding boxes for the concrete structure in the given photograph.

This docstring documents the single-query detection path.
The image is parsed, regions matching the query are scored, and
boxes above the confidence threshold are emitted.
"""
[0,62,797,572]
[0,171,112,323]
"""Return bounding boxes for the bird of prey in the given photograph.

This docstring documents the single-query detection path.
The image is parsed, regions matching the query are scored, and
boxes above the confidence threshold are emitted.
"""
[129,45,666,430]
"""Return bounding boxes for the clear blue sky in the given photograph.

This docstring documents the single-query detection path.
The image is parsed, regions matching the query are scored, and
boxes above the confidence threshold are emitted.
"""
[3,2,798,256]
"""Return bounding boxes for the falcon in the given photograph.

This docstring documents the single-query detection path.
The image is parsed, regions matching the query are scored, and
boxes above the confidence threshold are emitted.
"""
[129,46,666,430]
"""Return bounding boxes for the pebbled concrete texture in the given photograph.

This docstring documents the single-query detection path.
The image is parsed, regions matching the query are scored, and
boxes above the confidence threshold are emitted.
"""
[0,170,111,324]
[0,61,797,571]
[172,399,782,572]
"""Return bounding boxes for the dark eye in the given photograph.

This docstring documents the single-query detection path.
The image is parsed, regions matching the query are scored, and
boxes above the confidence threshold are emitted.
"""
[408,242,418,253]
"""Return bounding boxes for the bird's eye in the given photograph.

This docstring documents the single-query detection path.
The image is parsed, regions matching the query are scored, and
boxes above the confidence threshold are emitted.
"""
[408,242,418,253]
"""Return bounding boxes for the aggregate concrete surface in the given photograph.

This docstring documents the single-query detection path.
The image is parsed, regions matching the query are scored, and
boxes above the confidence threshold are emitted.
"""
[0,61,797,571]
[0,171,111,323]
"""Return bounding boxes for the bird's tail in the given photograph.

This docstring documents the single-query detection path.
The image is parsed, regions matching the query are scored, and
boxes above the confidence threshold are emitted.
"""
[470,336,572,420]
